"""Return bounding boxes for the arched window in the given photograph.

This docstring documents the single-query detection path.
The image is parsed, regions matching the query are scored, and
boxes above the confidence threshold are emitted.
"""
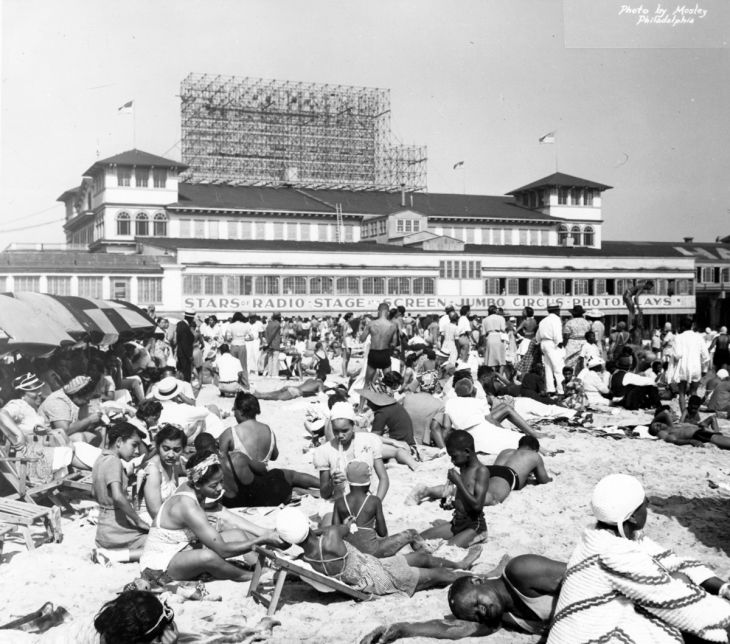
[153,212,167,237]
[571,225,582,246]
[413,277,434,295]
[310,276,333,295]
[282,276,307,295]
[558,224,569,245]
[583,226,594,247]
[362,277,385,295]
[116,211,130,236]
[135,212,149,236]
[387,277,410,295]
[336,277,360,295]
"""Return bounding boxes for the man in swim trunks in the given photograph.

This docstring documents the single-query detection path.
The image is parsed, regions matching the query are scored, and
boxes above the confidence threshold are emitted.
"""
[251,378,325,401]
[360,554,566,642]
[486,436,552,504]
[649,407,730,449]
[360,302,398,387]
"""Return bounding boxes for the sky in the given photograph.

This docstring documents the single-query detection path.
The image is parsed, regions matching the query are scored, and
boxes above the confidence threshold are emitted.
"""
[1,0,729,246]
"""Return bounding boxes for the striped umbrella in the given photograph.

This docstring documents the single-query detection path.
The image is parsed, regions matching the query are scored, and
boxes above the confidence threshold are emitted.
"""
[0,294,76,355]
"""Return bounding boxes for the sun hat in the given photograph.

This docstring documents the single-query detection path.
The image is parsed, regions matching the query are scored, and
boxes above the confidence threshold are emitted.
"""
[546,301,561,311]
[586,355,605,370]
[275,507,310,545]
[346,461,372,486]
[329,401,357,422]
[355,388,396,407]
[183,307,195,317]
[586,308,604,319]
[63,375,91,395]
[13,372,43,392]
[591,474,645,539]
[155,377,181,401]
[717,369,729,380]
[434,348,450,359]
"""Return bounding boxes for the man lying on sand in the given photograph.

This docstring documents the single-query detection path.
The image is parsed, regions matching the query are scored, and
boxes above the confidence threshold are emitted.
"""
[360,554,566,643]
[407,436,552,507]
[649,407,730,449]
[250,378,324,401]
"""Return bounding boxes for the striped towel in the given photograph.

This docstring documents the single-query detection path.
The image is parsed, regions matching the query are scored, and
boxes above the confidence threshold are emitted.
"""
[548,527,730,643]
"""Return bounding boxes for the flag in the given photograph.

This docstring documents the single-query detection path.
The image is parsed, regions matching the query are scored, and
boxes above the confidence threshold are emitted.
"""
[453,161,464,170]
[118,100,134,114]
[539,131,555,144]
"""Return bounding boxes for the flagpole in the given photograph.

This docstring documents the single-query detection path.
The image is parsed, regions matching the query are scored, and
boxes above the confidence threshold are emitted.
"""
[133,106,137,148]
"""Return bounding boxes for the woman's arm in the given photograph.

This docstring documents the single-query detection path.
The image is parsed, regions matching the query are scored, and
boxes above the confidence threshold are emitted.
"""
[109,481,149,531]
[143,464,163,519]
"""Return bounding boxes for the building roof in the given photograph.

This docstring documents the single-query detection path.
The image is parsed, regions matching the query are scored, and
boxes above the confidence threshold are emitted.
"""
[173,184,559,222]
[507,172,612,195]
[0,250,164,274]
[84,149,187,176]
[139,237,690,259]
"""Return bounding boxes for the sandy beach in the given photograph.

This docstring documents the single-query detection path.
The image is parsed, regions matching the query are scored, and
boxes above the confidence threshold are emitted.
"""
[2,376,730,644]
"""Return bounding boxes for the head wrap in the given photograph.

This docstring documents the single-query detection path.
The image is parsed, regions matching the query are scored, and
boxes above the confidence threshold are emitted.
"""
[591,474,645,539]
[13,372,43,392]
[275,507,310,544]
[330,401,356,422]
[186,454,220,485]
[64,375,91,395]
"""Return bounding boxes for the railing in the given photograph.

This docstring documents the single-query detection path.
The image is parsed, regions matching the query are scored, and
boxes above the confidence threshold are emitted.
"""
[3,243,89,252]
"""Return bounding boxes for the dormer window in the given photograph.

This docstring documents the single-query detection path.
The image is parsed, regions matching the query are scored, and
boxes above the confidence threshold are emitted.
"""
[117,167,131,187]
[135,168,149,187]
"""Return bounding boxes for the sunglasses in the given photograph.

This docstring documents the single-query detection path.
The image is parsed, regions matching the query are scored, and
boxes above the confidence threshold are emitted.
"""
[143,600,174,636]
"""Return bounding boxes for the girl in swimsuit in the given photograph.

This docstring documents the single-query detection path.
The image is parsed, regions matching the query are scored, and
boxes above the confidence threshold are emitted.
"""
[139,449,280,581]
[140,423,187,521]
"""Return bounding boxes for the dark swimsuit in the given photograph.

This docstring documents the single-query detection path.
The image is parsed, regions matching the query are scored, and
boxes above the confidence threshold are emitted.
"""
[692,429,719,444]
[487,465,520,490]
[222,452,292,508]
[367,349,391,370]
[451,508,487,535]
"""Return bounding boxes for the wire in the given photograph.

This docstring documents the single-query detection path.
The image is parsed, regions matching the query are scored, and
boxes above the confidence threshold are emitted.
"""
[6,204,60,221]
[0,218,64,234]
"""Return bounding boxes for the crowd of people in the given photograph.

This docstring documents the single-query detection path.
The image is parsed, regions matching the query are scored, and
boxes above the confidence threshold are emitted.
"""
[1,299,729,643]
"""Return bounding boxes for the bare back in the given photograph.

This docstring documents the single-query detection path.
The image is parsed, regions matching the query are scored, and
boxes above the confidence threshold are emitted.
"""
[494,448,546,489]
[366,318,398,351]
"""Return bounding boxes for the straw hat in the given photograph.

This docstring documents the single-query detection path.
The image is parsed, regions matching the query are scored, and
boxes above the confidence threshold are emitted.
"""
[586,308,604,319]
[154,377,181,401]
[63,375,91,395]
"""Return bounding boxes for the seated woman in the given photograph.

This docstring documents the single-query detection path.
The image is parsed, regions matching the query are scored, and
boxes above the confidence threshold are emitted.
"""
[92,421,149,565]
[139,449,280,581]
[141,424,187,521]
[276,507,482,597]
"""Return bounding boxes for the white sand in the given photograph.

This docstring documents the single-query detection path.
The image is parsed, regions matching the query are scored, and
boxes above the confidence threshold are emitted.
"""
[2,379,730,643]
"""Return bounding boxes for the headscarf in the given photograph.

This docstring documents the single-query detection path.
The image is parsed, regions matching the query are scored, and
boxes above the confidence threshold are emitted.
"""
[591,474,645,539]
[186,454,220,485]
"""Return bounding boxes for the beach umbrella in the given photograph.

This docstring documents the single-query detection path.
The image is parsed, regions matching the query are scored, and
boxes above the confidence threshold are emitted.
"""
[0,294,76,355]
[11,292,89,341]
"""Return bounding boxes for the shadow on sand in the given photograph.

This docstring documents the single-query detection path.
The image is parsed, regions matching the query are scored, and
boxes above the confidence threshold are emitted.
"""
[649,494,730,557]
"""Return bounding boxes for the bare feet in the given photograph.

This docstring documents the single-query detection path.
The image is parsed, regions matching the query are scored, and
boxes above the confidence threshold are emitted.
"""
[459,545,483,570]
[404,483,428,506]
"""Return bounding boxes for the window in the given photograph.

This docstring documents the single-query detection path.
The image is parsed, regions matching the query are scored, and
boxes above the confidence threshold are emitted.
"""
[583,226,594,247]
[505,278,519,295]
[135,168,149,187]
[615,279,633,294]
[227,276,252,295]
[117,211,131,236]
[153,169,166,188]
[336,277,359,294]
[135,212,149,236]
[46,276,71,295]
[558,188,569,205]
[137,278,162,304]
[208,219,220,239]
[93,172,105,194]
[466,227,475,243]
[396,219,404,233]
[701,267,716,283]
[482,228,493,244]
[287,222,298,240]
[675,279,691,295]
[379,221,386,234]
[493,229,504,245]
[362,277,385,295]
[571,226,582,246]
[255,221,266,239]
[654,279,669,295]
[518,229,528,245]
[241,221,252,239]
[540,230,550,246]
[95,215,105,240]
[318,223,328,242]
[413,277,434,294]
[573,279,589,295]
[484,278,500,295]
[413,220,421,232]
[194,220,205,238]
[117,167,131,187]
[388,277,410,295]
[439,261,447,278]
[529,229,539,245]
[528,278,543,295]
[183,275,202,295]
[722,268,730,283]
[282,276,307,294]
[344,224,354,242]
[203,275,223,294]
[112,278,130,300]
[594,279,608,295]
[153,213,167,237]
[78,277,103,299]
[14,276,40,292]
[570,188,581,205]
[584,189,594,206]
[551,279,567,295]
[274,222,285,240]
[179,219,191,238]
[255,276,279,295]
[310,277,333,295]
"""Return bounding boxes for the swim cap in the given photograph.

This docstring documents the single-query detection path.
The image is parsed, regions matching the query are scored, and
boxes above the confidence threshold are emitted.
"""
[591,474,645,539]
[330,401,356,422]
[346,460,371,486]
[275,507,310,545]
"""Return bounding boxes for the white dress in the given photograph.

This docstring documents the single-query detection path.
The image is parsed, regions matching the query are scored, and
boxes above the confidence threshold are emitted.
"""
[671,331,709,384]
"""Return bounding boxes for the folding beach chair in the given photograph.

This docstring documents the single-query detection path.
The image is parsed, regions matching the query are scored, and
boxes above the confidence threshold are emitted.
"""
[0,497,62,551]
[247,546,371,615]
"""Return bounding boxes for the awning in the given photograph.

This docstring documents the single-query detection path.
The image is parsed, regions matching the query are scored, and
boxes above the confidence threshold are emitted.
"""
[0,294,76,355]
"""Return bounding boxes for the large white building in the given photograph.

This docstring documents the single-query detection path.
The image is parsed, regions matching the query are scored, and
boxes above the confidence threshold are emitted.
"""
[3,148,729,324]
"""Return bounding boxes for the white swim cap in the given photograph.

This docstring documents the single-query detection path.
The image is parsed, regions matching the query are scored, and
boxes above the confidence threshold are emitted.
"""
[591,474,645,539]
[330,401,356,422]
[275,507,310,545]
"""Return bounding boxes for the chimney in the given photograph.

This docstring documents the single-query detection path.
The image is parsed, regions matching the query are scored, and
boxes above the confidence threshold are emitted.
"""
[683,236,694,243]
[400,183,406,208]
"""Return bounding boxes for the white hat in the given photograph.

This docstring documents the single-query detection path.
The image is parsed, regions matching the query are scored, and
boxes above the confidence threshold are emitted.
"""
[330,401,356,422]
[184,307,195,317]
[591,474,645,538]
[717,369,729,380]
[586,355,605,370]
[155,376,180,401]
[275,507,310,545]
[586,308,604,319]
[546,300,561,311]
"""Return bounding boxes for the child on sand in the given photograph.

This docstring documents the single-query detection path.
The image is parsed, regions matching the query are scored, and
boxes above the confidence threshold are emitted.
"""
[275,507,482,597]
[419,431,488,547]
[92,421,150,565]
[333,461,423,557]
[680,395,721,432]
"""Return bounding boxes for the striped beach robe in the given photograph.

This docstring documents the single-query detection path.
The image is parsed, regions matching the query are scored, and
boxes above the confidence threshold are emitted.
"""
[548,527,730,643]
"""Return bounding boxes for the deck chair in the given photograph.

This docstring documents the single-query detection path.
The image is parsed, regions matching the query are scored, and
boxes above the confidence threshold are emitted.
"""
[247,545,371,615]
[0,497,62,551]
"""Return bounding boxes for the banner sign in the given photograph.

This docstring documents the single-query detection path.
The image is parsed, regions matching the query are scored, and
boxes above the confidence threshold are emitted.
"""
[183,294,695,315]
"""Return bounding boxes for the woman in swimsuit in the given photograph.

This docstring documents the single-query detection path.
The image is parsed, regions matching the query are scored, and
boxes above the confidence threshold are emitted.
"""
[140,423,187,521]
[139,449,280,581]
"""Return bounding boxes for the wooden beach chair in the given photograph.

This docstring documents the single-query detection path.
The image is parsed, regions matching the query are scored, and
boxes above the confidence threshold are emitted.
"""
[247,545,371,615]
[0,497,62,550]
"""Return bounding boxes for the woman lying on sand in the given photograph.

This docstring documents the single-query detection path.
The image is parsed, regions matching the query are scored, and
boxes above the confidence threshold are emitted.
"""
[139,449,281,581]
[275,507,481,597]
